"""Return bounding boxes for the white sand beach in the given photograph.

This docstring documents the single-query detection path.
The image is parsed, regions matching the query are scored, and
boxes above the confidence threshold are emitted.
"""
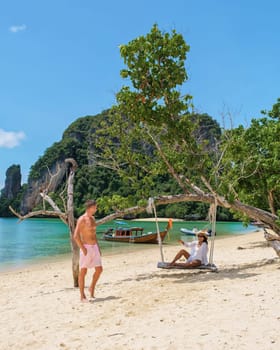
[0,230,279,350]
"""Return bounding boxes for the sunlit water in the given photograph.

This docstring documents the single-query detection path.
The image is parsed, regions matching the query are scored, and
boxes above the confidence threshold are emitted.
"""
[0,217,260,271]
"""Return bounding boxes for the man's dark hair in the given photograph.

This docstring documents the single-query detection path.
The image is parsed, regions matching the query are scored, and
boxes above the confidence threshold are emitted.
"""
[85,199,97,209]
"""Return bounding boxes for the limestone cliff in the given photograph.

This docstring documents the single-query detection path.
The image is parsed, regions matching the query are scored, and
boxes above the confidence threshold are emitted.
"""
[20,160,67,214]
[19,112,104,214]
[1,165,22,200]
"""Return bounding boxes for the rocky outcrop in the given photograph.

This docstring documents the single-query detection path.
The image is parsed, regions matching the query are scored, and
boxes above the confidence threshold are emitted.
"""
[20,160,67,214]
[1,165,21,200]
[18,113,102,215]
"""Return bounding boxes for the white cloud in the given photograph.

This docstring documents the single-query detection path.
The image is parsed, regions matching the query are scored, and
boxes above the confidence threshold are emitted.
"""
[0,129,26,148]
[9,24,27,33]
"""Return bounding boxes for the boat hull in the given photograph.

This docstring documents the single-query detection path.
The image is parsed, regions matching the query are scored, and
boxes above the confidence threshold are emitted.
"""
[103,230,168,243]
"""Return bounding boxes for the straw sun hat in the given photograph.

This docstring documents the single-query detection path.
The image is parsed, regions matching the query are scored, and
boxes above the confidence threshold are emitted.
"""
[196,230,209,239]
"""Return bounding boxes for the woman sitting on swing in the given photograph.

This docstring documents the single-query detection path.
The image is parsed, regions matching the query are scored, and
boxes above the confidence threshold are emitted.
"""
[168,231,209,268]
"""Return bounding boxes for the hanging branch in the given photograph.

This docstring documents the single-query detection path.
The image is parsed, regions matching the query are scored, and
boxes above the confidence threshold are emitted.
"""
[40,192,63,212]
[201,175,231,208]
[143,124,190,193]
[9,205,67,222]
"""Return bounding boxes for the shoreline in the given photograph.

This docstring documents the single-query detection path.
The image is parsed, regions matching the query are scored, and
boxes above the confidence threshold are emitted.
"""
[0,227,261,274]
[0,218,259,274]
[132,217,184,221]
[1,230,280,349]
[0,229,257,274]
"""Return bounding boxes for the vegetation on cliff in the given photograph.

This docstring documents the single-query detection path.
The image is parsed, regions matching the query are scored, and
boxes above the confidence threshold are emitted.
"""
[0,109,231,219]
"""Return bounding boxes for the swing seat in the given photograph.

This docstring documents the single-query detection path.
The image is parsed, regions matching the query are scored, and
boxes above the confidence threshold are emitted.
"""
[157,261,218,272]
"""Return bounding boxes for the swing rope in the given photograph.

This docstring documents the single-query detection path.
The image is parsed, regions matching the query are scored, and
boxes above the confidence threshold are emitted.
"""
[208,198,217,265]
[147,197,164,262]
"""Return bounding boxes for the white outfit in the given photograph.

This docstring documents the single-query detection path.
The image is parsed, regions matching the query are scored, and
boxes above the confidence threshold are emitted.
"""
[184,241,208,265]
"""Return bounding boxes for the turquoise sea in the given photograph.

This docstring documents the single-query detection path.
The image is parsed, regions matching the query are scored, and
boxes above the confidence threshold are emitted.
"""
[0,217,260,271]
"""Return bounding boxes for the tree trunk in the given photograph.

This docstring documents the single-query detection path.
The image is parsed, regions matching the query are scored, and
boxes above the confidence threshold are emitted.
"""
[65,159,79,287]
[268,190,276,216]
[70,238,80,287]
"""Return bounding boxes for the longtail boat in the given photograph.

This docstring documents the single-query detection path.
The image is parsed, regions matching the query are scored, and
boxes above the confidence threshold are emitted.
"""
[103,223,171,243]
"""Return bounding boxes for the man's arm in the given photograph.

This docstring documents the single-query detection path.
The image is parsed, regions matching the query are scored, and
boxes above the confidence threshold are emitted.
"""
[92,217,102,255]
[74,218,87,255]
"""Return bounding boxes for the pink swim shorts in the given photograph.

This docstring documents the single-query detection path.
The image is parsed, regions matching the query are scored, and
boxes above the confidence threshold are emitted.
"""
[79,244,102,269]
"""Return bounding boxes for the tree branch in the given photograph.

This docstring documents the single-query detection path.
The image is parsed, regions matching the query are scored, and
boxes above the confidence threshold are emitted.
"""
[40,192,62,213]
[9,205,67,222]
[143,124,190,192]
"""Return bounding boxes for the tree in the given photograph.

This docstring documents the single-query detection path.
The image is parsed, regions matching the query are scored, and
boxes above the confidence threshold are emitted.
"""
[10,159,81,286]
[219,115,280,216]
[10,25,280,287]
[94,24,280,256]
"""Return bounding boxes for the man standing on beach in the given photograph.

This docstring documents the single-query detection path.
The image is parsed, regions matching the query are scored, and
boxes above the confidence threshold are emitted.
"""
[74,199,103,302]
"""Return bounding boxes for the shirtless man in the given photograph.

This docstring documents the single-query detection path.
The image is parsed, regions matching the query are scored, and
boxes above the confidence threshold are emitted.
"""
[74,199,103,302]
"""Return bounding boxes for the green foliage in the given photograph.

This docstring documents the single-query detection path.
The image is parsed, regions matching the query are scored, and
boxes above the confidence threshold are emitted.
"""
[92,23,280,222]
[0,183,27,217]
[261,97,280,120]
[0,196,11,216]
[95,24,221,205]
[117,24,193,131]
[219,109,280,213]
[97,194,136,217]
[28,114,106,180]
[119,24,190,113]
[73,165,132,217]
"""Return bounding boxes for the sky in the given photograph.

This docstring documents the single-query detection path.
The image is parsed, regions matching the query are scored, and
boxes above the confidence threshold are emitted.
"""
[1,0,280,188]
